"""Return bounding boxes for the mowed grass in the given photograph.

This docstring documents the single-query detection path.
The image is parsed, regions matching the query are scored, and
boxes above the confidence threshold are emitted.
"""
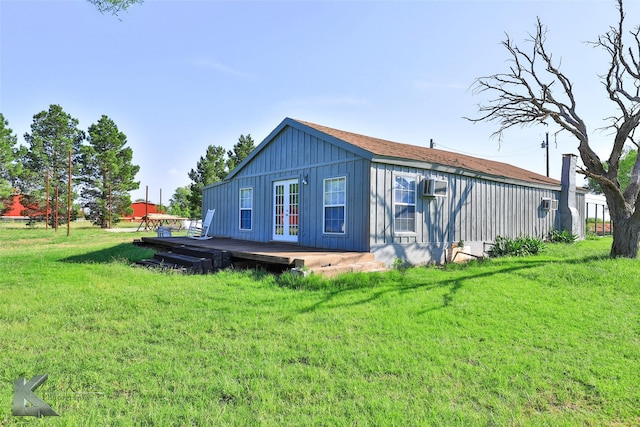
[0,223,638,426]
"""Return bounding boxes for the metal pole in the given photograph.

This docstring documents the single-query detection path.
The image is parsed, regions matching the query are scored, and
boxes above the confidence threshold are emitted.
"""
[54,187,58,232]
[109,185,112,229]
[67,151,71,236]
[145,185,149,231]
[585,202,589,232]
[545,132,549,177]
[45,171,49,230]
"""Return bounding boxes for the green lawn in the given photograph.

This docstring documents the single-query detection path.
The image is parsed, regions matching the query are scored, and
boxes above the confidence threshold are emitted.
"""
[0,223,638,426]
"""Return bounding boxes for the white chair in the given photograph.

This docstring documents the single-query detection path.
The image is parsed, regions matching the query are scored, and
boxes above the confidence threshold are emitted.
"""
[185,209,215,240]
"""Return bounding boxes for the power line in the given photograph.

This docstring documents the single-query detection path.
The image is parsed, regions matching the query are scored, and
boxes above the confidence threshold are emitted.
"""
[431,142,542,159]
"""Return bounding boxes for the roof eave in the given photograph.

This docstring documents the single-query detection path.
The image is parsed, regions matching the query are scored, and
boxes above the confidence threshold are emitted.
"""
[371,156,562,190]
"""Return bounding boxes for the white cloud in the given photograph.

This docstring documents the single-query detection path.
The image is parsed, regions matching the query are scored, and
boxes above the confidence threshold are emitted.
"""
[191,58,257,80]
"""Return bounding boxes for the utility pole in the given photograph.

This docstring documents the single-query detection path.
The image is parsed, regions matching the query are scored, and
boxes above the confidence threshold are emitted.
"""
[45,171,49,230]
[541,132,549,177]
[109,185,112,229]
[67,151,71,236]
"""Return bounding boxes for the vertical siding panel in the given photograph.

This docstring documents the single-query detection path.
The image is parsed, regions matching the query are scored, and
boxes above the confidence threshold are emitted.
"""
[452,177,459,243]
[452,175,458,241]
[512,185,517,237]
[471,179,478,241]
[370,165,377,248]
[507,184,513,237]
[509,184,515,237]
[500,182,506,237]
[463,177,470,242]
[484,182,489,241]
[482,182,488,241]
[524,188,537,236]
[387,165,394,244]
[494,182,500,238]
[480,182,487,241]
[490,182,496,239]
[471,181,478,241]
[512,185,519,237]
[527,187,532,236]
[476,181,482,241]
[455,176,463,243]
[480,183,487,241]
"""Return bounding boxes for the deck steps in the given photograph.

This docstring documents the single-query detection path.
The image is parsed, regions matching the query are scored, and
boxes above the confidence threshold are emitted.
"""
[136,245,231,274]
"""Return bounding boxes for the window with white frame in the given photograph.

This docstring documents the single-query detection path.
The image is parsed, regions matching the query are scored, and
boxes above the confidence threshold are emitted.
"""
[239,187,253,230]
[323,177,346,234]
[394,175,416,233]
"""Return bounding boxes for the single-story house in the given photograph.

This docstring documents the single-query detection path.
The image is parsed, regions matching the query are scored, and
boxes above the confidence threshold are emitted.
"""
[202,118,585,266]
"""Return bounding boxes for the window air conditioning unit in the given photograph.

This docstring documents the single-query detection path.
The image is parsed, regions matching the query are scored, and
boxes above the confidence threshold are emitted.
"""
[541,197,559,211]
[422,178,448,197]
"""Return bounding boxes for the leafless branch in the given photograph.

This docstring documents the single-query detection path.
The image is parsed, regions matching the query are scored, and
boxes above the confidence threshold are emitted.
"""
[466,18,604,174]
[468,0,640,213]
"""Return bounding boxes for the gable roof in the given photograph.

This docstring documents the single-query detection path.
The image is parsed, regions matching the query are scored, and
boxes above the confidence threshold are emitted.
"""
[225,117,561,187]
[296,119,561,187]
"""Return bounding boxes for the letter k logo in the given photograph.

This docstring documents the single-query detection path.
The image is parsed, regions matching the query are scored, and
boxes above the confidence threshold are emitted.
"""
[12,374,59,417]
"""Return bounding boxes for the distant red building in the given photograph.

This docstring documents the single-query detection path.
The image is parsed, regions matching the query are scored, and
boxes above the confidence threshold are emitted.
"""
[1,194,46,219]
[122,202,164,221]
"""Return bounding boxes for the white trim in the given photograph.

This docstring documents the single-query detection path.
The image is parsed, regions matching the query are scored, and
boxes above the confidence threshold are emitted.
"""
[393,173,418,234]
[239,187,253,231]
[323,176,347,235]
[272,179,299,242]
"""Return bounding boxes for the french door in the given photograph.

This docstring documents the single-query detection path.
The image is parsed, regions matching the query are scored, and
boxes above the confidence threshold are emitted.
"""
[273,179,299,242]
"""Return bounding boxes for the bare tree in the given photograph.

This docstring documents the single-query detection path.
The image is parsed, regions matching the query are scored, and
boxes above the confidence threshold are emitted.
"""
[468,0,640,258]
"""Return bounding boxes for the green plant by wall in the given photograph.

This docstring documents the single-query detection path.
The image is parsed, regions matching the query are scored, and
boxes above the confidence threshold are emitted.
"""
[488,235,545,257]
[392,257,408,271]
[547,229,578,244]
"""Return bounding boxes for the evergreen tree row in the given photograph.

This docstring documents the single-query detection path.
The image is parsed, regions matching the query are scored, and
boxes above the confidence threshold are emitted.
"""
[0,105,140,227]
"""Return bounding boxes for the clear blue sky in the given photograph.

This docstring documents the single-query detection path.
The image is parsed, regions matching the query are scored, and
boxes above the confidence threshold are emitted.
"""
[2,0,638,203]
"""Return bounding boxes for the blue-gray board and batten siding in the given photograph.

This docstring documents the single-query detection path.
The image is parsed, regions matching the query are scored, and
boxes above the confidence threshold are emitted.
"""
[202,118,585,266]
[203,124,371,252]
[370,163,585,264]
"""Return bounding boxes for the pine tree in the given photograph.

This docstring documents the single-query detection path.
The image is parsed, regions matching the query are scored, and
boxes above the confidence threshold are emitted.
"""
[188,145,226,218]
[80,115,140,227]
[226,134,255,172]
[0,114,19,211]
[19,105,85,225]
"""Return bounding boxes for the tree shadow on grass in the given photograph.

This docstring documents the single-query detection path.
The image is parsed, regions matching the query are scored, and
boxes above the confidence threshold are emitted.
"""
[291,253,611,314]
[60,243,154,264]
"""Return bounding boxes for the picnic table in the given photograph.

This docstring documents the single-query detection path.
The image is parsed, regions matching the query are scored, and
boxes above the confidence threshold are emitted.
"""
[137,214,188,232]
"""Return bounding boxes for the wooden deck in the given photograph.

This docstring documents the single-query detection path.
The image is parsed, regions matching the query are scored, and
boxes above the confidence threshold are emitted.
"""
[135,236,385,275]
